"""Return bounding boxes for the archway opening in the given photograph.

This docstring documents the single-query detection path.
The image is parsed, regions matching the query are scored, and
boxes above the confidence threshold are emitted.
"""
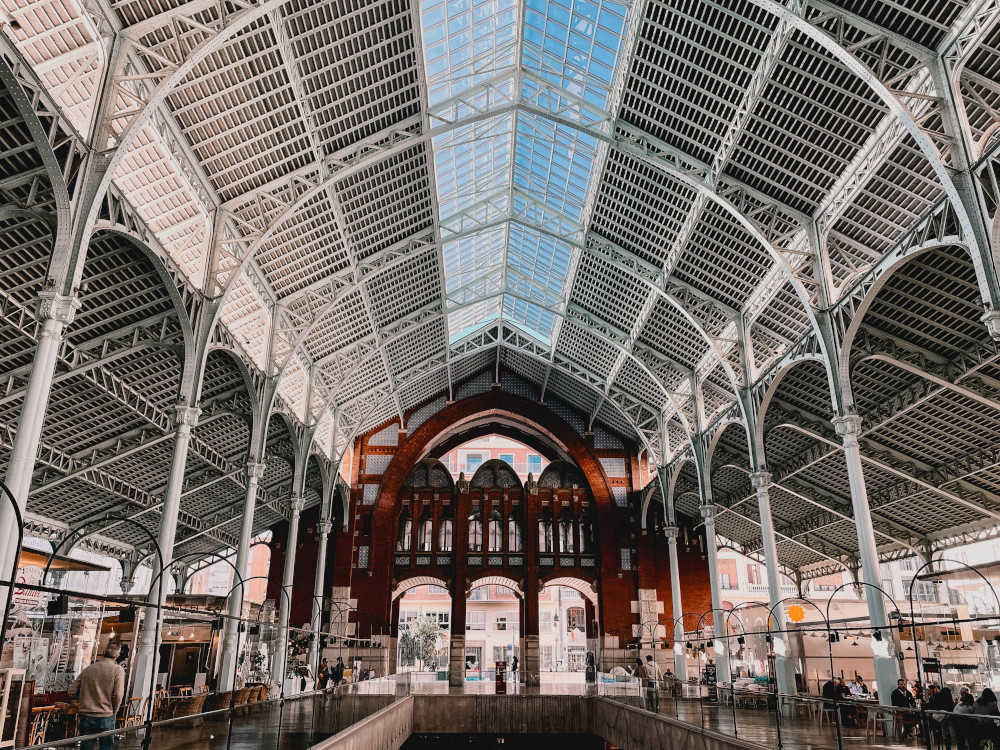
[464,580,521,685]
[539,581,598,683]
[394,582,452,679]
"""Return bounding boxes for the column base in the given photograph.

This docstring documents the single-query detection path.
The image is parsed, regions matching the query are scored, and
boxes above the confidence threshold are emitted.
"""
[449,634,466,687]
[523,635,539,687]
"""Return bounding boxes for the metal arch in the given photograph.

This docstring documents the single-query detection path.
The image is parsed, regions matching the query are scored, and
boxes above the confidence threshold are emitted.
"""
[0,37,73,266]
[336,333,660,461]
[748,0,999,309]
[76,0,295,267]
[752,352,830,462]
[834,239,969,404]
[204,346,265,451]
[88,227,196,358]
[703,418,752,479]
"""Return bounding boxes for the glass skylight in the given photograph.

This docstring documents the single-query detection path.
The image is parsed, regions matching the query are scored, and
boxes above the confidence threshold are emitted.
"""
[419,0,631,343]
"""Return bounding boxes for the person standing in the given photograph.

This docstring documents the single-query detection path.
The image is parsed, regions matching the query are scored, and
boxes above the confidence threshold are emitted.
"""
[510,654,518,685]
[68,643,125,750]
[643,655,662,713]
[333,656,345,685]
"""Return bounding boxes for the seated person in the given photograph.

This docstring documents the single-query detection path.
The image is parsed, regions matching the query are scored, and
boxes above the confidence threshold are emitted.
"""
[849,676,868,696]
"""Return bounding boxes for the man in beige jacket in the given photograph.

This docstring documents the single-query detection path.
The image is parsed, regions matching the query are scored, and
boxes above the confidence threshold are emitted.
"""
[68,642,126,750]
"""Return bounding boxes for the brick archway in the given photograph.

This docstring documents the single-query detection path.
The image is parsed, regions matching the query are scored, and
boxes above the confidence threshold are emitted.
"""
[362,390,633,636]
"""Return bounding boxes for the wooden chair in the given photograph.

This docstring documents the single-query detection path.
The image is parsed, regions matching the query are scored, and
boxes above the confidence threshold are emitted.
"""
[29,706,55,746]
[153,689,169,721]
[178,686,193,697]
[194,685,209,695]
[118,697,144,729]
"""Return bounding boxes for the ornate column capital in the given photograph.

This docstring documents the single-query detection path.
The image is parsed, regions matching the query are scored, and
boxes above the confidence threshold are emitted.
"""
[174,404,201,429]
[36,291,81,325]
[982,309,1000,342]
[245,461,267,480]
[749,471,771,490]
[699,505,716,521]
[831,413,861,435]
[289,496,306,515]
[664,525,679,540]
[832,413,862,449]
[317,519,333,535]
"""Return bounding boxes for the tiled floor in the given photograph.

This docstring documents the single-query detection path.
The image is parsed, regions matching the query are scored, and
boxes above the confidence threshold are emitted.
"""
[98,685,929,750]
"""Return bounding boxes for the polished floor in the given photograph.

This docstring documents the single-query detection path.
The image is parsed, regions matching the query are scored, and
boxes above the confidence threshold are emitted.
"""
[96,684,927,750]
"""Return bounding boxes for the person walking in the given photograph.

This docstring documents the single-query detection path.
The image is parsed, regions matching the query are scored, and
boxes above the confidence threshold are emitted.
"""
[68,643,126,750]
[643,655,662,713]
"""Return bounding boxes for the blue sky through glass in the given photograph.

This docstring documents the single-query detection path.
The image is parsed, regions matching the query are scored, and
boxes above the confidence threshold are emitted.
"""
[420,0,630,343]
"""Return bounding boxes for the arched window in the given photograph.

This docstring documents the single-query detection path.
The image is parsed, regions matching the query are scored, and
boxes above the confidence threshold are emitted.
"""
[508,511,523,552]
[487,509,503,552]
[468,509,483,552]
[538,507,553,553]
[417,509,433,552]
[558,507,575,554]
[438,518,453,552]
[397,508,412,552]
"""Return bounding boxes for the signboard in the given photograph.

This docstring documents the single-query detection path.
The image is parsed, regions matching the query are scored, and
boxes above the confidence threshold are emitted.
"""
[922,657,941,675]
[495,660,507,694]
[11,565,44,615]
[704,663,718,702]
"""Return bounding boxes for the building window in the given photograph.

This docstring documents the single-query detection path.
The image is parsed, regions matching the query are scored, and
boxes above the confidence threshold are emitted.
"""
[469,588,484,601]
[747,565,761,585]
[881,579,895,598]
[566,607,585,630]
[428,585,448,594]
[397,518,412,552]
[493,646,507,664]
[467,611,486,631]
[499,453,514,465]
[558,509,575,554]
[487,510,503,552]
[438,519,453,552]
[903,578,935,603]
[496,614,509,631]
[900,557,916,572]
[508,517,523,552]
[718,559,738,589]
[539,510,554,553]
[436,612,450,628]
[541,645,553,670]
[418,515,433,552]
[528,455,542,473]
[466,453,483,473]
[469,513,483,552]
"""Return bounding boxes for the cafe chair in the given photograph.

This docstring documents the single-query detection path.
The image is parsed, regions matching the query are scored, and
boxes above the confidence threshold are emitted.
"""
[29,706,55,746]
